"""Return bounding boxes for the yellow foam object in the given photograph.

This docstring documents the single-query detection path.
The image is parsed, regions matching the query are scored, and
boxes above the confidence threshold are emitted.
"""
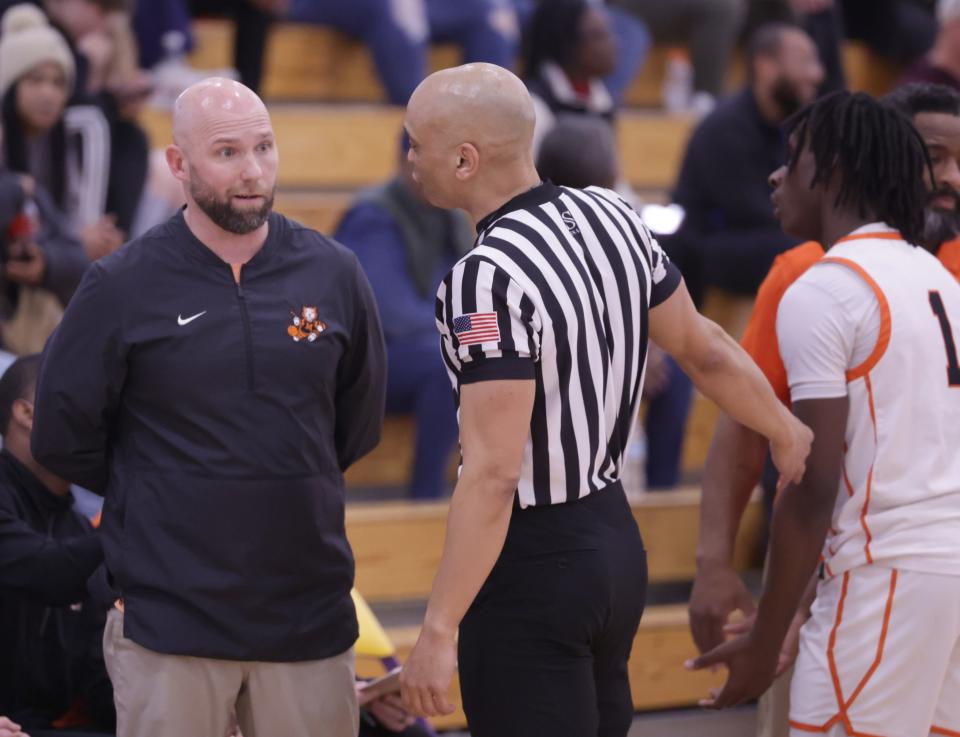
[352,589,396,658]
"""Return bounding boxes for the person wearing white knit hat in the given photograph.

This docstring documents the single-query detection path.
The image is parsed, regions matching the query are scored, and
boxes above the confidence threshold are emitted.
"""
[0,3,123,261]
[0,3,74,102]
[901,0,960,90]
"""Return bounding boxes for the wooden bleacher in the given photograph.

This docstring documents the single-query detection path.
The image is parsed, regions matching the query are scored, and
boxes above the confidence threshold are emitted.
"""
[348,488,765,730]
[347,488,762,600]
[187,19,902,107]
[361,605,732,731]
[139,104,695,192]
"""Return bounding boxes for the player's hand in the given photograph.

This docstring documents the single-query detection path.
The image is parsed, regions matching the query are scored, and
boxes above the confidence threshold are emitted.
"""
[400,626,457,718]
[684,631,778,709]
[0,716,29,737]
[688,561,755,655]
[367,693,418,732]
[721,608,806,677]
[770,413,813,493]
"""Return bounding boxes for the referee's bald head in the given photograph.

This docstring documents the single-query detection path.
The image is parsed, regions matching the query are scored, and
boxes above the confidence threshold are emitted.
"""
[404,63,537,211]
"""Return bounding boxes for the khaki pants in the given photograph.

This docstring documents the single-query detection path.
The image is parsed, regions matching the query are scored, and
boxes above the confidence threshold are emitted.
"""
[757,665,793,737]
[104,608,359,737]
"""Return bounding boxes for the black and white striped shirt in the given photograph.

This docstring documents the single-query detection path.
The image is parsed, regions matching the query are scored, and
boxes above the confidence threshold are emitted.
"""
[436,182,681,508]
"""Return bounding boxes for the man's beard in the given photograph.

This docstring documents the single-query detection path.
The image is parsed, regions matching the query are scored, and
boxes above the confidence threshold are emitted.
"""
[771,76,805,120]
[189,171,275,235]
[922,187,960,252]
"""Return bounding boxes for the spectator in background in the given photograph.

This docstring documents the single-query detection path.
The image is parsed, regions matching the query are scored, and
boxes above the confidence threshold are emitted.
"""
[0,4,124,261]
[288,0,519,105]
[523,0,618,154]
[0,172,88,355]
[902,0,960,90]
[664,22,823,304]
[841,0,936,68]
[609,0,746,114]
[186,0,286,92]
[335,136,469,500]
[535,113,618,188]
[0,355,114,736]
[133,0,283,95]
[747,0,845,94]
[39,0,151,237]
[512,0,651,107]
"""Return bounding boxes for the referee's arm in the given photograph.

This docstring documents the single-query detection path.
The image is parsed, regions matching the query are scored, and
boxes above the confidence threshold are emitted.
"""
[649,280,813,491]
[400,378,533,717]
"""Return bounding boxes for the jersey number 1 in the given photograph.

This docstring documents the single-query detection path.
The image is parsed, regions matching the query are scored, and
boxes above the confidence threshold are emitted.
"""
[929,290,960,387]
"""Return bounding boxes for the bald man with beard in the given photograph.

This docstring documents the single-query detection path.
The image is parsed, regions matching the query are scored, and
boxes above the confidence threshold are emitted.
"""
[398,63,812,737]
[30,78,387,737]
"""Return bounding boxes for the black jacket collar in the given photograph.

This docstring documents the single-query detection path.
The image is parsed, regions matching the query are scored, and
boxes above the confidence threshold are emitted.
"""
[475,181,561,236]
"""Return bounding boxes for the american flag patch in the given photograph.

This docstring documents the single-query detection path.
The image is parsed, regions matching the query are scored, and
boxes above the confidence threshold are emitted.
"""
[453,312,501,346]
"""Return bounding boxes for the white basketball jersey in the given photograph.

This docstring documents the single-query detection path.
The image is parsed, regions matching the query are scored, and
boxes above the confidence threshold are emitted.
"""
[819,230,960,578]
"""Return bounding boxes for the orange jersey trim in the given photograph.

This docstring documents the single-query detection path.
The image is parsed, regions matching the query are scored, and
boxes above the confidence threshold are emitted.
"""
[932,727,960,737]
[788,721,890,737]
[741,241,824,404]
[807,569,899,736]
[938,238,960,281]
[818,257,892,382]
[835,232,904,243]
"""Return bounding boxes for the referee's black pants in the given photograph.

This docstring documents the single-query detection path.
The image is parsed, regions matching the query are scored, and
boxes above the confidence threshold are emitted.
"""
[458,483,647,737]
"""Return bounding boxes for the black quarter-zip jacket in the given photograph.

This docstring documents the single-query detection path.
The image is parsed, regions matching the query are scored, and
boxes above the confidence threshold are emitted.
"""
[31,210,387,662]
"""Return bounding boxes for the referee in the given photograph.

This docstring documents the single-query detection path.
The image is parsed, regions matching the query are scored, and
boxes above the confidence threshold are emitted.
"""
[399,63,813,737]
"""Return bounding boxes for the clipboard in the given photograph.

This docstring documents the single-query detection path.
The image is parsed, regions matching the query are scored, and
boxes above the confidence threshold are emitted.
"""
[357,666,402,706]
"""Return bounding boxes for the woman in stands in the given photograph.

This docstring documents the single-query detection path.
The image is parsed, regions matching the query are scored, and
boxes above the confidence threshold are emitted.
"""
[0,4,124,261]
[522,0,619,154]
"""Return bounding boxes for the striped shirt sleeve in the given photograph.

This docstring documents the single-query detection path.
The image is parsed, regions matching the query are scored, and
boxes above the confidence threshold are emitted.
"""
[438,256,540,384]
[646,232,682,307]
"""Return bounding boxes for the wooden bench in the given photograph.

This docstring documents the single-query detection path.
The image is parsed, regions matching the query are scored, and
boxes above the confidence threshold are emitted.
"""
[187,19,902,107]
[346,488,763,601]
[139,104,694,191]
[275,190,352,233]
[356,604,726,731]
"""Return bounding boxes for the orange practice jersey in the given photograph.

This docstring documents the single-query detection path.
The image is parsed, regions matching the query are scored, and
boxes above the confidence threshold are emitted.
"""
[740,237,960,404]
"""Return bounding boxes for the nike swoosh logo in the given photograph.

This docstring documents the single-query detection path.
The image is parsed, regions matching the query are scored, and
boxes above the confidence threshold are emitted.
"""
[177,311,207,326]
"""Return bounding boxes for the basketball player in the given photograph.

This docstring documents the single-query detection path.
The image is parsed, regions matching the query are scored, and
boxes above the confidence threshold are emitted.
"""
[690,91,960,737]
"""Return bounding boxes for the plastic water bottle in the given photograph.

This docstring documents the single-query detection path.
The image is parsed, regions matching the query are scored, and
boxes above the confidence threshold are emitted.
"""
[662,49,693,113]
[622,430,648,500]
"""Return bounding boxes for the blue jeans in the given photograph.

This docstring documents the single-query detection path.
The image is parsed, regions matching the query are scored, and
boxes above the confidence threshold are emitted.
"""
[385,339,459,499]
[133,0,195,68]
[645,356,692,489]
[290,0,519,104]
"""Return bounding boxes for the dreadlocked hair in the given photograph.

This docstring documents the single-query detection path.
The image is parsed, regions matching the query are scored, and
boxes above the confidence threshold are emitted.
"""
[785,90,932,247]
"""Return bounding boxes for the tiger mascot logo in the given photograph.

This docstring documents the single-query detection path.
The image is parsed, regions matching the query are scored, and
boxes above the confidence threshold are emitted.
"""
[288,305,326,342]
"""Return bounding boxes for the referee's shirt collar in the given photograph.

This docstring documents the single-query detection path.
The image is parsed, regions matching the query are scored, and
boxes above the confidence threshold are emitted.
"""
[475,181,561,236]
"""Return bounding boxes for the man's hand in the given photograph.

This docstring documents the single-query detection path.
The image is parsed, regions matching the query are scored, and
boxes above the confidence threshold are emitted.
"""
[400,625,458,718]
[81,215,125,261]
[684,631,779,709]
[688,561,755,654]
[5,241,46,287]
[366,693,418,733]
[721,608,808,677]
[769,413,813,493]
[0,716,28,737]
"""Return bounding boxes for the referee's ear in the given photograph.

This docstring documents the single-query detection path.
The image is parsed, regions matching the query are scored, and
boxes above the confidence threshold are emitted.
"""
[455,143,480,181]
